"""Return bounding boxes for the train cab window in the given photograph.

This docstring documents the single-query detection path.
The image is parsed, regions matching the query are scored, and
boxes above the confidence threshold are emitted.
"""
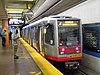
[58,27,80,47]
[58,20,80,47]
[45,23,54,45]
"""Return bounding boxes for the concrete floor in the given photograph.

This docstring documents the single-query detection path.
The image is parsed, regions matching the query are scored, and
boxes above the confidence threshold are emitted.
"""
[0,39,43,75]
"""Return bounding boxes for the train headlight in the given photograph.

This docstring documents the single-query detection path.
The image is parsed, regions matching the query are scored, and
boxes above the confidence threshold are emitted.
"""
[62,48,65,51]
[60,52,64,54]
[75,47,81,53]
[76,47,79,50]
[59,46,66,54]
[76,50,80,53]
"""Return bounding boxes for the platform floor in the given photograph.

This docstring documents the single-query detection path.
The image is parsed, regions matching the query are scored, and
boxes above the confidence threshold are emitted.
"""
[1,38,100,75]
[0,39,43,75]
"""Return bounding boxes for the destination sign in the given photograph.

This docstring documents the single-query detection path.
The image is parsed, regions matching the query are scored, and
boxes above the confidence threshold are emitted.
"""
[58,20,79,26]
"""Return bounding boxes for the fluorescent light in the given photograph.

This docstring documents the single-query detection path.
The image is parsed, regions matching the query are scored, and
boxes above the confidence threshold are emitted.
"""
[6,9,24,13]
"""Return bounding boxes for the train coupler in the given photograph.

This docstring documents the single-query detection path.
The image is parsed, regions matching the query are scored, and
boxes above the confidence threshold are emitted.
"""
[65,62,79,69]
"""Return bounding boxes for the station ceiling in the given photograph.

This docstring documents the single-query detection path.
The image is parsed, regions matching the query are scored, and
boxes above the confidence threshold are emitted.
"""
[0,0,87,20]
[0,0,38,19]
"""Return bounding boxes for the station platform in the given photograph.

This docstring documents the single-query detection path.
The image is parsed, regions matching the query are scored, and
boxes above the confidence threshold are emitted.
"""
[0,38,63,75]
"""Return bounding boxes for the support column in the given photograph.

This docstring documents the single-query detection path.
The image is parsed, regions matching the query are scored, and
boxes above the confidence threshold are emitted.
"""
[2,19,9,46]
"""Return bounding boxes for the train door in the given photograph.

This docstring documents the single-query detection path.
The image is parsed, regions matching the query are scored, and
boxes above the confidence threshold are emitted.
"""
[38,26,45,55]
[44,21,55,56]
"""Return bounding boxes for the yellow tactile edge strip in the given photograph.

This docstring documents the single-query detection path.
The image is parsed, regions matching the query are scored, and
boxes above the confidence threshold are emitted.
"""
[19,38,63,75]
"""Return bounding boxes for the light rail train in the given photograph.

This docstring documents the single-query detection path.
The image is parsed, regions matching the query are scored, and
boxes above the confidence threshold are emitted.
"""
[22,16,82,69]
[82,24,100,73]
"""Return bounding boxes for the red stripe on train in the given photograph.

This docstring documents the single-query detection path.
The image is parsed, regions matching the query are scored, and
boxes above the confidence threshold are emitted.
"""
[45,55,82,62]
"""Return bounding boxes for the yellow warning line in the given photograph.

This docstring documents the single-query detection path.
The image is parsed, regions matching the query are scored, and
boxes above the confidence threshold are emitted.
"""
[19,38,63,75]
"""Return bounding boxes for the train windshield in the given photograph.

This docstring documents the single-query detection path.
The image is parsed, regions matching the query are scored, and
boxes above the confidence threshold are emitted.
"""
[58,20,80,47]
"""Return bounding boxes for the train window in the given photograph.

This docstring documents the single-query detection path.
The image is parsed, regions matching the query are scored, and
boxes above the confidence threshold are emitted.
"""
[28,27,30,38]
[25,28,29,40]
[30,26,38,43]
[83,28,98,52]
[23,29,25,38]
[58,26,80,47]
[30,26,35,38]
[45,23,54,45]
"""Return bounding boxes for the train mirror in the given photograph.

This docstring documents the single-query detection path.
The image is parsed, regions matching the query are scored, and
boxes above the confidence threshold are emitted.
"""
[45,23,51,28]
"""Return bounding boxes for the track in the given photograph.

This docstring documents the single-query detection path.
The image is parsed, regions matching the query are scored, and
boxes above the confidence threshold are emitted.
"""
[49,61,87,75]
[62,69,88,75]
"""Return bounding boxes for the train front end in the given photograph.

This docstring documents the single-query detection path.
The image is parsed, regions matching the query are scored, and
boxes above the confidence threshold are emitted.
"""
[57,19,82,69]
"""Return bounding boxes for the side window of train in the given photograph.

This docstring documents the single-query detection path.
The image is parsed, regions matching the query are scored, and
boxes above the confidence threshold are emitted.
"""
[30,26,34,38]
[31,26,38,41]
[35,26,39,42]
[28,27,30,38]
[45,23,54,45]
[83,28,98,52]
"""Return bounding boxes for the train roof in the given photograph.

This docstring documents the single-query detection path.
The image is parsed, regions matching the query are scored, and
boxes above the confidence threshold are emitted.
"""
[23,16,80,29]
[23,17,53,29]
